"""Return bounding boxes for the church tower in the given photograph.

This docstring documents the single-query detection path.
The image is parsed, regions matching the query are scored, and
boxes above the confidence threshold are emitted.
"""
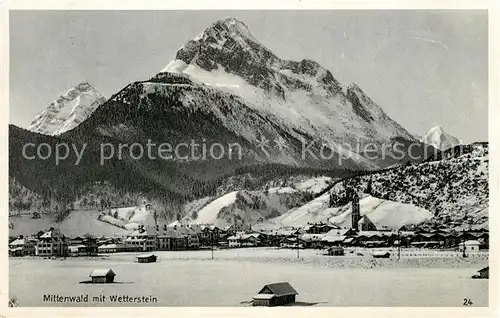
[351,192,360,231]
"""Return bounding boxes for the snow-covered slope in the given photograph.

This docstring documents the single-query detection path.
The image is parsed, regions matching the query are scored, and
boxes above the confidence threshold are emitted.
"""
[9,210,130,237]
[99,204,154,230]
[260,142,488,229]
[330,143,488,227]
[190,187,311,227]
[420,126,461,151]
[295,176,333,194]
[268,193,432,230]
[28,82,106,136]
[329,195,433,229]
[194,191,239,224]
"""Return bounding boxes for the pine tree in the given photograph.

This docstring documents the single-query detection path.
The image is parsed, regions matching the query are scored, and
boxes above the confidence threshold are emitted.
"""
[366,180,373,195]
[153,210,158,225]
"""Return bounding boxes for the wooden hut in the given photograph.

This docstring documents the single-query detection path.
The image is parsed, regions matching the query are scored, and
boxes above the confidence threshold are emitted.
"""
[372,251,390,258]
[472,266,489,279]
[253,282,298,307]
[327,246,345,256]
[137,254,157,263]
[89,269,115,283]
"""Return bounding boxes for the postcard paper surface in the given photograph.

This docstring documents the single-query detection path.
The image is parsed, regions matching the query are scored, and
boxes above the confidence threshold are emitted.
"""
[1,1,498,317]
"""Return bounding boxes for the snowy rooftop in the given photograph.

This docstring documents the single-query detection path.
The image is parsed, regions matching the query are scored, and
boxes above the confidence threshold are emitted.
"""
[89,269,115,277]
[322,235,346,243]
[464,240,480,245]
[252,294,275,300]
[9,238,25,246]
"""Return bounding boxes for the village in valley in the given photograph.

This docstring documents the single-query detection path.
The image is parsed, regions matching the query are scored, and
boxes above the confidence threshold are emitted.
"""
[9,187,489,269]
[8,192,490,306]
[8,198,490,258]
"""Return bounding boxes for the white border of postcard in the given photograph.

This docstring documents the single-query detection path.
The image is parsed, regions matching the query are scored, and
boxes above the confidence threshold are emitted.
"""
[0,0,498,317]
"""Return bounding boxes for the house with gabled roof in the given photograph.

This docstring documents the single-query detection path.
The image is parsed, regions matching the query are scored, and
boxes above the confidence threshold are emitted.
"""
[153,224,200,250]
[253,282,298,306]
[198,224,222,245]
[125,225,156,251]
[304,222,338,234]
[89,269,115,283]
[35,228,68,257]
[9,235,36,256]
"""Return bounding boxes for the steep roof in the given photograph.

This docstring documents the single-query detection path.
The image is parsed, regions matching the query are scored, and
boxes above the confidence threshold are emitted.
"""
[129,229,149,236]
[40,229,63,239]
[168,220,182,227]
[464,240,480,245]
[372,251,390,257]
[328,246,344,252]
[163,228,180,238]
[89,269,115,277]
[98,244,119,249]
[325,229,355,237]
[358,231,395,238]
[9,238,26,246]
[189,224,203,234]
[137,254,156,259]
[257,282,298,296]
[322,235,345,243]
[301,234,325,241]
[358,215,376,227]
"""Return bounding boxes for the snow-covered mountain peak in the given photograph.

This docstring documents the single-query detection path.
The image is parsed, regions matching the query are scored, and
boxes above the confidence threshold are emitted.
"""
[346,82,364,93]
[163,17,346,98]
[169,17,279,76]
[420,126,461,150]
[428,126,445,135]
[28,82,106,136]
[202,17,259,44]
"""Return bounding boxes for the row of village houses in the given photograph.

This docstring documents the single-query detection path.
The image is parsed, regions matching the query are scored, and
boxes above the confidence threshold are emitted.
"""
[9,220,489,257]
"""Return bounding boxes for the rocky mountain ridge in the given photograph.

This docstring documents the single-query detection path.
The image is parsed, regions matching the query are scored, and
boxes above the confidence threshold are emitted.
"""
[28,82,106,136]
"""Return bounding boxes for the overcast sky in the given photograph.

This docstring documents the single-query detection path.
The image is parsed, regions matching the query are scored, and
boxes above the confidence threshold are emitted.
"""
[10,10,488,142]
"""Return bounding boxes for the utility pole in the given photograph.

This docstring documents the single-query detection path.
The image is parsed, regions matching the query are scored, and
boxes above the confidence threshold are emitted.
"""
[211,235,214,260]
[462,229,467,258]
[397,229,401,261]
[275,231,280,251]
[295,229,300,259]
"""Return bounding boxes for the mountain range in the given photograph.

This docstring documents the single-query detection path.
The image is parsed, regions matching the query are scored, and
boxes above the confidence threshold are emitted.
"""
[9,17,485,231]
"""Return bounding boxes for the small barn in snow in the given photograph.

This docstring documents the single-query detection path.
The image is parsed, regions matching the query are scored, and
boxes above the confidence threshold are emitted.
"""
[327,246,345,256]
[89,269,115,283]
[478,266,489,279]
[137,254,157,263]
[253,282,298,306]
[372,251,391,258]
[462,240,481,252]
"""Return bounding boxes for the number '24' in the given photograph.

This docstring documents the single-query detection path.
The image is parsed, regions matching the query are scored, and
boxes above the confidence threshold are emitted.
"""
[463,298,473,306]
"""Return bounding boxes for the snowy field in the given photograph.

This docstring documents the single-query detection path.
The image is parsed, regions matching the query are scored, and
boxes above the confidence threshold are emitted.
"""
[10,248,488,307]
[9,210,130,237]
